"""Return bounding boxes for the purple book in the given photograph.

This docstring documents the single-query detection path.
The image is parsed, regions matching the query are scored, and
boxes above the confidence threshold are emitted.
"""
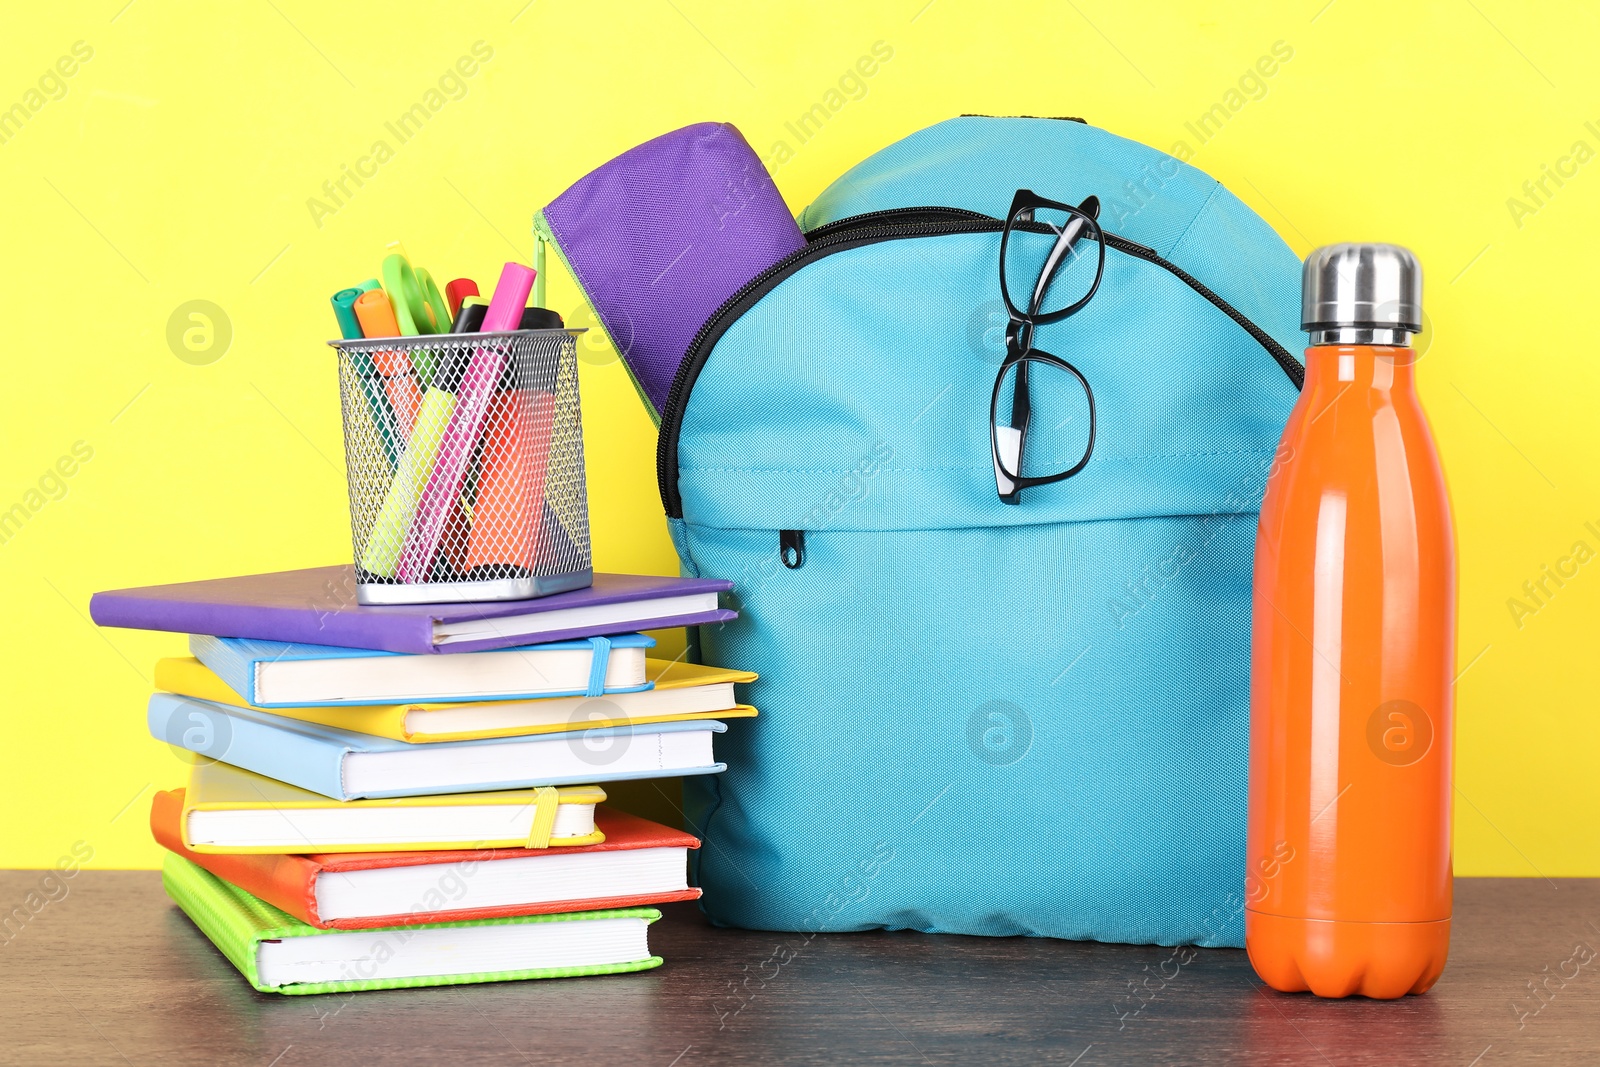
[90,566,735,655]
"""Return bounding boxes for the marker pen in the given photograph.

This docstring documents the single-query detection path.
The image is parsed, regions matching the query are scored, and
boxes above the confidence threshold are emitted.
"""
[352,289,422,439]
[332,288,400,468]
[396,262,536,583]
[466,306,566,576]
[357,346,472,579]
[445,278,480,318]
[449,297,489,334]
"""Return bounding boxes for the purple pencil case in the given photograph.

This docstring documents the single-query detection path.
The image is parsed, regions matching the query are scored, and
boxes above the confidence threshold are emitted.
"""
[536,122,806,419]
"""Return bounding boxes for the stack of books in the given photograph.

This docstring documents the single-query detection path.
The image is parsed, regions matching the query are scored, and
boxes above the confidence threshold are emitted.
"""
[91,565,750,995]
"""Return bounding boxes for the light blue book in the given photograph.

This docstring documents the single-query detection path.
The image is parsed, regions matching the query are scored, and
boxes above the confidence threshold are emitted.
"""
[189,633,654,708]
[149,694,727,801]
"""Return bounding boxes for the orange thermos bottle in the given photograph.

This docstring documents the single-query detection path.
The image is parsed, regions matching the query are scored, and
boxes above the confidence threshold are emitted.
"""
[1246,244,1454,999]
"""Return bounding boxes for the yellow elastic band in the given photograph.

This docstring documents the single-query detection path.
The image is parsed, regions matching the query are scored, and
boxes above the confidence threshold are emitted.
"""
[525,787,560,849]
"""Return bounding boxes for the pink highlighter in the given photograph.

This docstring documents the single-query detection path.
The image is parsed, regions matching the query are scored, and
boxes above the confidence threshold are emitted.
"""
[395,262,535,583]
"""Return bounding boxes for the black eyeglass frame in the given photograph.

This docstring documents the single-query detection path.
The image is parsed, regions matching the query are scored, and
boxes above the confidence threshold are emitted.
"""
[990,189,1105,504]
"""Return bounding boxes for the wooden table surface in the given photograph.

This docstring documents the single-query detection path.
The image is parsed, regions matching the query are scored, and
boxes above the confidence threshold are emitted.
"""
[2,873,1596,1065]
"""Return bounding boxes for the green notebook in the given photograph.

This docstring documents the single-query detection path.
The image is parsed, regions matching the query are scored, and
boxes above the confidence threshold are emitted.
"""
[162,854,664,995]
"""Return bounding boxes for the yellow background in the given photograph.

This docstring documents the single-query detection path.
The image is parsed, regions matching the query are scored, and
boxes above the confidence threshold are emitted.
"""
[1,1,1594,874]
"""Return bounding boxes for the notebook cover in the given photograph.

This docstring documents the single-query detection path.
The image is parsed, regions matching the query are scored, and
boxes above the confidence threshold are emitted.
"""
[91,565,736,654]
[188,632,654,707]
[167,762,607,853]
[156,655,756,742]
[161,853,663,994]
[153,800,700,929]
[149,693,729,800]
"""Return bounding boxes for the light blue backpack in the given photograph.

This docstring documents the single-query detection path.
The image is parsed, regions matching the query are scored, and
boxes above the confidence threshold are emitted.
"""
[661,117,1303,947]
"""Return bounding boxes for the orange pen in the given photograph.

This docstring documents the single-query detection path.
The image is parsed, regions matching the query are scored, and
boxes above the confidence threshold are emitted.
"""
[1247,245,1454,999]
[353,289,423,439]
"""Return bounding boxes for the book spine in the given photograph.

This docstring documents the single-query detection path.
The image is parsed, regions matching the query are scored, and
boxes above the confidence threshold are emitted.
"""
[187,635,261,704]
[147,694,353,800]
[88,591,438,655]
[161,854,270,991]
[151,791,324,926]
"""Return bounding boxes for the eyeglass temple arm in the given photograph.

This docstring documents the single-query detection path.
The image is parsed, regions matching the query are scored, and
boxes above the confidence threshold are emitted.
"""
[1030,196,1100,314]
[1011,196,1098,498]
[1001,336,1034,505]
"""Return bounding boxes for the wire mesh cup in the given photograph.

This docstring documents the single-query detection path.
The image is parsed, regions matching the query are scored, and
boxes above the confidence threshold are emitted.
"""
[329,328,593,605]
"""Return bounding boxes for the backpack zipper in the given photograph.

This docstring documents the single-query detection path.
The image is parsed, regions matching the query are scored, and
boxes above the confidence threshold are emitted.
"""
[656,213,997,518]
[802,206,994,243]
[657,207,1303,518]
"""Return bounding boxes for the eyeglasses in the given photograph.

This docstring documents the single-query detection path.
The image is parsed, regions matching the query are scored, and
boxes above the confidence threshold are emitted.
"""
[990,189,1105,504]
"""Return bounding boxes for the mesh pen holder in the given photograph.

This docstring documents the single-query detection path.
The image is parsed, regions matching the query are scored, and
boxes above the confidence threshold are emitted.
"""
[330,328,593,606]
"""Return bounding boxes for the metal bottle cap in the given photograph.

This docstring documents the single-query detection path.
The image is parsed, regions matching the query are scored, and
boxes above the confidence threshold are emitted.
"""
[1302,243,1422,346]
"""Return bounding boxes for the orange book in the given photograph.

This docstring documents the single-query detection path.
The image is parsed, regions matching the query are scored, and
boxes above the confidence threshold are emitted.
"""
[152,793,700,930]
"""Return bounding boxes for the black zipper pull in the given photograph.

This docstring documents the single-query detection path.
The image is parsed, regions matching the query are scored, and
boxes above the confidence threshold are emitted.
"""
[779,530,805,569]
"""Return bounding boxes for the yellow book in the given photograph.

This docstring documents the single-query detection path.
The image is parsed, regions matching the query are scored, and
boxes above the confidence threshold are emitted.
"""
[155,656,757,743]
[160,762,607,854]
